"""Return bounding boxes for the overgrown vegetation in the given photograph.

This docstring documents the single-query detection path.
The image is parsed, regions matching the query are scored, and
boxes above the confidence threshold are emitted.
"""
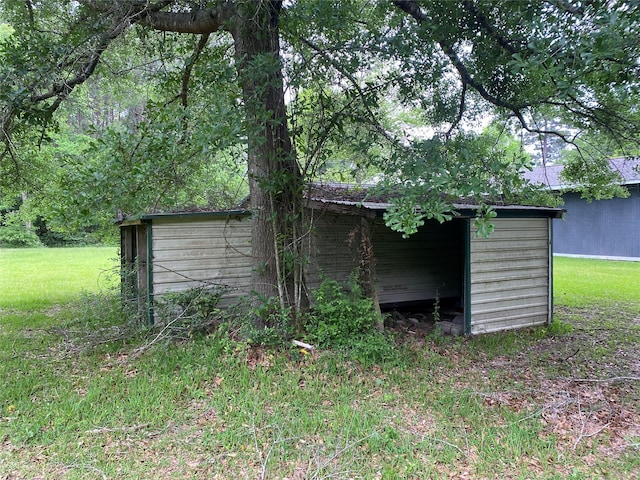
[154,286,229,329]
[1,249,639,478]
[305,276,395,366]
[149,274,395,365]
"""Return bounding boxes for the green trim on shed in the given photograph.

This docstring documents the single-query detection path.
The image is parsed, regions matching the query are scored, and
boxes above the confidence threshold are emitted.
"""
[145,219,154,325]
[548,217,554,324]
[463,219,472,335]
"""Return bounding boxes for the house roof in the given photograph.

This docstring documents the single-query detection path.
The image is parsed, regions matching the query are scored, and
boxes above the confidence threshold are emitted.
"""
[523,157,640,190]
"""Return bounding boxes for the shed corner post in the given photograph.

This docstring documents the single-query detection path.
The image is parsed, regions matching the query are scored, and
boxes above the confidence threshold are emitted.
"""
[548,217,554,326]
[463,219,472,335]
[144,219,154,325]
[119,225,133,304]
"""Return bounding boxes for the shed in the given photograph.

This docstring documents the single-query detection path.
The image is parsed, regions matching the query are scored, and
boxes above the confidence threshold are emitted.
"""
[524,157,640,260]
[119,196,562,335]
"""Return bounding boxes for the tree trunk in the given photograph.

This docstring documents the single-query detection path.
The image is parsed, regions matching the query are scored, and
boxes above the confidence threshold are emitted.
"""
[358,217,383,331]
[230,1,307,320]
[21,192,32,233]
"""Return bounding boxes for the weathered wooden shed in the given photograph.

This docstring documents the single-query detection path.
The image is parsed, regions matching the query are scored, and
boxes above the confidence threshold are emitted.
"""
[119,198,563,335]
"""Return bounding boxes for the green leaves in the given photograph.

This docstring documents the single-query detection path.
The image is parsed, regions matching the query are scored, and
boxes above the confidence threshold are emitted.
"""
[560,153,630,202]
[473,205,497,238]
[0,209,42,247]
[377,121,544,237]
[383,201,426,239]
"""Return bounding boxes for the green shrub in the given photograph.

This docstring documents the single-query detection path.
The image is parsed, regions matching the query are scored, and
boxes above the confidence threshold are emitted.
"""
[307,276,379,347]
[0,212,42,247]
[306,275,395,365]
[242,296,296,347]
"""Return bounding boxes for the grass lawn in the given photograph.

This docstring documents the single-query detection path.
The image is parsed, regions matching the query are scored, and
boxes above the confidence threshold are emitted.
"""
[0,247,118,310]
[554,256,640,307]
[1,250,639,479]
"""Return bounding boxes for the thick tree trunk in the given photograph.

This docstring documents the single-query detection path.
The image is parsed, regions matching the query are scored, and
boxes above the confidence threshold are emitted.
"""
[143,1,310,322]
[10,0,310,326]
[230,1,306,319]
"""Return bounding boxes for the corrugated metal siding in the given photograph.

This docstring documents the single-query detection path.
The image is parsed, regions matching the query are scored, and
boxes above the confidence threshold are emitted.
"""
[151,216,253,303]
[469,218,550,334]
[373,219,463,304]
[305,213,464,305]
[305,213,362,289]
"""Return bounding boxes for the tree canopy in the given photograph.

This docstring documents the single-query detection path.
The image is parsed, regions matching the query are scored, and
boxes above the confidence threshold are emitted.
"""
[1,0,639,312]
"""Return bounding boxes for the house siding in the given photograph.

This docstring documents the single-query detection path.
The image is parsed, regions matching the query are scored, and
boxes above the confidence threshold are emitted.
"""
[554,185,640,258]
[469,218,550,334]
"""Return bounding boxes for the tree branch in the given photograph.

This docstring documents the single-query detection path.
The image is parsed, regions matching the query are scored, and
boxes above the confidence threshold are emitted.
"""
[564,376,640,383]
[137,4,236,34]
[392,3,524,109]
[24,0,35,24]
[392,0,576,144]
[18,0,236,147]
[298,36,399,145]
[446,81,467,137]
[461,0,520,55]
[30,12,133,105]
[181,33,211,109]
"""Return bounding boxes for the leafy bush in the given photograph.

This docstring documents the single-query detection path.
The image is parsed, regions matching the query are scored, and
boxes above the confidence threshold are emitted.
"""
[229,295,296,348]
[0,212,42,247]
[155,285,228,327]
[307,277,377,346]
[306,276,395,365]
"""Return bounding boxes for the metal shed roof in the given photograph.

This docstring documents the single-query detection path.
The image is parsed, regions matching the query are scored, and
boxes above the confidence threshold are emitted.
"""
[118,182,564,224]
[120,200,563,224]
[308,197,563,218]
